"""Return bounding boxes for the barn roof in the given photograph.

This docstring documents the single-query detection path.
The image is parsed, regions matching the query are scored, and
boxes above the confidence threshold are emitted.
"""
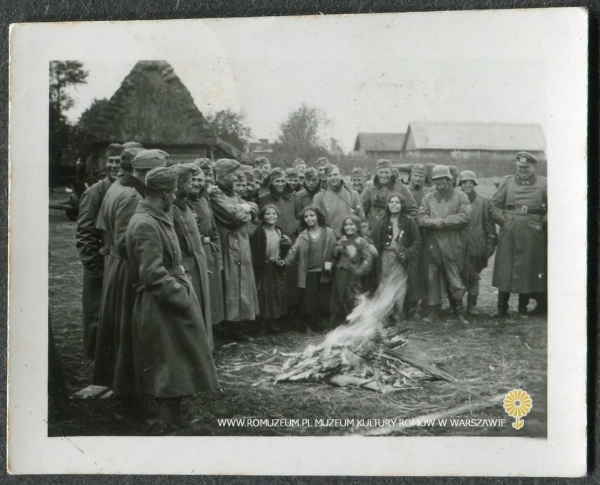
[354,132,406,152]
[87,61,218,147]
[404,122,546,151]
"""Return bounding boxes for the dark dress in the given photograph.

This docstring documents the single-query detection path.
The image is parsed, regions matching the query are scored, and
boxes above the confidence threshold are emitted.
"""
[250,225,288,319]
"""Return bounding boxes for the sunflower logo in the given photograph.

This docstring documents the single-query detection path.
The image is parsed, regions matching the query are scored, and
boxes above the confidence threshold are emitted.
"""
[503,389,533,430]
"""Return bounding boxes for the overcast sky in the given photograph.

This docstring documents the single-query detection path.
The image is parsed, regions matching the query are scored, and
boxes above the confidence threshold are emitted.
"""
[63,14,547,153]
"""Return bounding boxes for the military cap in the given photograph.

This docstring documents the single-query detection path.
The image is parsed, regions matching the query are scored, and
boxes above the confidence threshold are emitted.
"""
[173,163,199,180]
[324,164,339,175]
[239,164,254,174]
[376,159,393,170]
[145,166,179,190]
[193,158,213,173]
[270,167,286,181]
[214,158,241,173]
[132,149,169,169]
[303,167,319,180]
[253,156,270,168]
[431,165,452,180]
[242,170,255,183]
[315,157,330,168]
[351,167,367,178]
[253,168,263,182]
[293,158,307,168]
[285,167,298,178]
[121,147,143,164]
[411,164,427,176]
[122,141,144,149]
[516,151,538,165]
[106,143,124,159]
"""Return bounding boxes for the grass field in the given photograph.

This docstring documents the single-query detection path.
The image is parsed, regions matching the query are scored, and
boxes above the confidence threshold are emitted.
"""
[48,181,547,438]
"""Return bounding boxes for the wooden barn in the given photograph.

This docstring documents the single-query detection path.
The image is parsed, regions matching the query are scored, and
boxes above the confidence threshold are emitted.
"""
[400,121,547,176]
[86,60,246,172]
[352,132,406,161]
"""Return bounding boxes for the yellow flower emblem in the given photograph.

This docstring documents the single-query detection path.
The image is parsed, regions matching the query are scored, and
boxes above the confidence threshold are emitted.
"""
[503,389,533,429]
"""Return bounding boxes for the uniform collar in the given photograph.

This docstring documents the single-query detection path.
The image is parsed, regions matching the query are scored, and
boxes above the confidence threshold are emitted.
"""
[216,182,235,196]
[516,173,537,185]
[120,173,146,197]
[135,200,174,226]
[173,195,188,210]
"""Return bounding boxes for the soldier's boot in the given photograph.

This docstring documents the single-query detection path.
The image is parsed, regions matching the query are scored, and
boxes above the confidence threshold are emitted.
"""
[518,294,530,319]
[467,295,479,316]
[155,397,182,435]
[528,293,548,317]
[453,299,469,324]
[491,291,510,318]
[421,304,439,323]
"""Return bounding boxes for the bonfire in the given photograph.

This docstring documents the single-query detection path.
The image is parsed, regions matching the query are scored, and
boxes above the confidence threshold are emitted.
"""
[275,266,456,392]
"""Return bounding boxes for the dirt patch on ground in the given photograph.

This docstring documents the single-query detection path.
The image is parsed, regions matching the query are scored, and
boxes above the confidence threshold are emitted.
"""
[48,207,547,438]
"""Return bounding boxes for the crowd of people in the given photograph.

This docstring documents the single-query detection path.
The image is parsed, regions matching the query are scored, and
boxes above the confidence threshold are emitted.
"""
[73,143,548,433]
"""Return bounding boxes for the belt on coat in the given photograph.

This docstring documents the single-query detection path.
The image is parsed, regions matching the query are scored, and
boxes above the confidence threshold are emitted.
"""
[505,205,545,215]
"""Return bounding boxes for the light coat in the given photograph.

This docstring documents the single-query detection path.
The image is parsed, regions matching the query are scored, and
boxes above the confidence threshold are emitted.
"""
[312,182,365,237]
[362,178,418,229]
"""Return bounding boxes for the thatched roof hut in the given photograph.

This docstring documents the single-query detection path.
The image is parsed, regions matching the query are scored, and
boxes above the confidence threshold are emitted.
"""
[86,60,246,171]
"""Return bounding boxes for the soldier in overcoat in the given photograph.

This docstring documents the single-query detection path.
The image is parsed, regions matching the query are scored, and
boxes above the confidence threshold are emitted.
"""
[458,170,498,315]
[361,159,418,230]
[126,166,218,434]
[418,165,471,323]
[312,164,366,237]
[172,164,214,349]
[76,143,122,358]
[490,152,548,317]
[188,159,225,327]
[94,148,167,423]
[210,159,260,340]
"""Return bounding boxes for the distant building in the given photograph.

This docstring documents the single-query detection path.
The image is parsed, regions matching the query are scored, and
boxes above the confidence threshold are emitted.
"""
[86,60,246,172]
[353,133,406,160]
[248,138,275,160]
[401,121,546,162]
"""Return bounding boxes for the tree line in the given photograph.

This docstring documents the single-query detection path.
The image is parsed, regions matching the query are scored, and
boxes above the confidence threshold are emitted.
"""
[49,61,345,186]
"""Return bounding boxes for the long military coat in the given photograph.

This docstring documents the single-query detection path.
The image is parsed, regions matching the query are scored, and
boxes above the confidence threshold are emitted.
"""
[362,177,418,229]
[127,201,218,398]
[187,192,224,326]
[490,174,547,294]
[210,183,259,321]
[76,175,112,358]
[312,182,366,237]
[417,187,471,270]
[93,173,144,395]
[173,196,213,349]
[465,192,497,268]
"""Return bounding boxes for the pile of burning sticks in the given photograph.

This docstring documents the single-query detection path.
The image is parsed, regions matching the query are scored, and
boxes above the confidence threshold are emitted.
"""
[275,265,457,393]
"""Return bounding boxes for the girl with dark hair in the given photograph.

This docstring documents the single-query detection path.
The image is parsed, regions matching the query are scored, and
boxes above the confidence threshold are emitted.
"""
[282,206,336,332]
[250,204,292,335]
[371,195,421,325]
[329,215,374,322]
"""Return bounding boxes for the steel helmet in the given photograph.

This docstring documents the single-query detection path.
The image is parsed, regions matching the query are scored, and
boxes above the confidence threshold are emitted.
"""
[431,165,452,180]
[459,170,478,185]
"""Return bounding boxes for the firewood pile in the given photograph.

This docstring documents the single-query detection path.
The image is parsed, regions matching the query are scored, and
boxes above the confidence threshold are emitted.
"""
[275,266,457,393]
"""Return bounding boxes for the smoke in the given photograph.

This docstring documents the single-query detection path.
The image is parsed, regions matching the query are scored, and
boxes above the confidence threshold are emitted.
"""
[322,263,406,350]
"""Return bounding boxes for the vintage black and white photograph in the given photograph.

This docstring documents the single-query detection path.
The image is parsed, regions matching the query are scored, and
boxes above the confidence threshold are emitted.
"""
[9,9,587,475]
